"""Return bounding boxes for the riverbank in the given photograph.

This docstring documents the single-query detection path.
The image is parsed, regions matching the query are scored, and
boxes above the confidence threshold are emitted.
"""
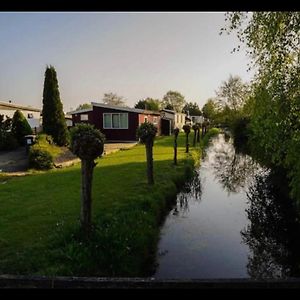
[0,129,218,277]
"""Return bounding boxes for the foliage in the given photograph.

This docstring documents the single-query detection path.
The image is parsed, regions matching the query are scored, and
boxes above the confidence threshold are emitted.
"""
[0,115,18,150]
[134,98,161,111]
[183,102,202,116]
[70,124,105,160]
[102,92,126,107]
[11,110,33,145]
[136,122,157,145]
[42,65,69,146]
[182,124,191,134]
[201,98,219,123]
[34,134,64,159]
[28,146,53,170]
[162,91,186,113]
[222,12,300,203]
[76,103,92,111]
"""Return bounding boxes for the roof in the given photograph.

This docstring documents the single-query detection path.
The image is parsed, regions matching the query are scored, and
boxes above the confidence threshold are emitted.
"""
[67,108,93,115]
[0,101,41,112]
[160,109,186,115]
[92,102,160,115]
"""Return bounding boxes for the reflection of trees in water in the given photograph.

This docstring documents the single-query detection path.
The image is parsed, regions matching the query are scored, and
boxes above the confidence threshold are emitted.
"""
[172,170,202,217]
[241,171,300,279]
[210,135,260,194]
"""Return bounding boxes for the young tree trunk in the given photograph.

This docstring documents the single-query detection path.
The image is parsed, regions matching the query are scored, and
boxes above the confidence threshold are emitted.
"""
[197,128,200,143]
[174,137,178,165]
[193,130,196,147]
[81,159,96,234]
[185,134,189,153]
[145,142,154,185]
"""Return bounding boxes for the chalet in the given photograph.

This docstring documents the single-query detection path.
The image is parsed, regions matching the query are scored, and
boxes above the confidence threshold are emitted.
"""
[0,100,41,132]
[69,102,161,141]
[160,109,186,135]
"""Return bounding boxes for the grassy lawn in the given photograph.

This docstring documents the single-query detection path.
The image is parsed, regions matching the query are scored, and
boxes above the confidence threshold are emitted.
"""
[0,131,216,277]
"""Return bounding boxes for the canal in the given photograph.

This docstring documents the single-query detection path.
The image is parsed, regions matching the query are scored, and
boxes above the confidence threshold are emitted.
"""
[154,133,300,279]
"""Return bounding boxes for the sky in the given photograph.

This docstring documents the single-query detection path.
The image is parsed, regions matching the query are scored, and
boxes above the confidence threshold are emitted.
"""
[0,12,254,112]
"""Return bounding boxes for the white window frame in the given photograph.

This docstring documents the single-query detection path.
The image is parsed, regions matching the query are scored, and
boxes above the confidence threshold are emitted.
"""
[80,114,89,121]
[153,116,158,124]
[103,113,128,129]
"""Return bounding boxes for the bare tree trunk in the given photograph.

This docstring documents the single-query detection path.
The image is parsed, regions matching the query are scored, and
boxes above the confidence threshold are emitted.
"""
[81,159,96,235]
[145,142,154,185]
[193,130,196,147]
[197,128,200,143]
[174,137,178,165]
[185,133,189,153]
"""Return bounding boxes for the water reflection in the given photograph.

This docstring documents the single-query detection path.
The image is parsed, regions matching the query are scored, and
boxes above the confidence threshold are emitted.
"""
[209,135,260,194]
[242,170,300,279]
[171,171,202,217]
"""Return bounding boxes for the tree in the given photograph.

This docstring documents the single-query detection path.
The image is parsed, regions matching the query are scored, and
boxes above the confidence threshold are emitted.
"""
[173,127,180,165]
[162,91,186,113]
[11,110,32,145]
[183,102,202,116]
[136,122,157,185]
[222,12,300,202]
[76,103,92,110]
[216,75,249,112]
[182,124,191,153]
[202,98,218,121]
[70,124,105,234]
[102,92,126,107]
[42,65,68,146]
[0,115,18,150]
[134,98,161,111]
[192,124,198,147]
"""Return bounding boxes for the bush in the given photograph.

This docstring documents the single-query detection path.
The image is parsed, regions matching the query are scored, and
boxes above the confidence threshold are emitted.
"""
[11,110,32,145]
[0,132,18,151]
[28,146,53,170]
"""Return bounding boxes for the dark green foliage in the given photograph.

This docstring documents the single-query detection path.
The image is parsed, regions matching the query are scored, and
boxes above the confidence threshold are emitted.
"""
[0,115,18,150]
[183,102,202,116]
[76,103,92,110]
[28,146,53,170]
[136,122,157,145]
[42,65,68,146]
[11,110,33,145]
[69,124,105,160]
[182,124,191,135]
[162,91,186,113]
[134,98,161,111]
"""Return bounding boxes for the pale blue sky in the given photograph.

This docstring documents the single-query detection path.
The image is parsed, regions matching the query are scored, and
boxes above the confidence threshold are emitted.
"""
[0,12,253,112]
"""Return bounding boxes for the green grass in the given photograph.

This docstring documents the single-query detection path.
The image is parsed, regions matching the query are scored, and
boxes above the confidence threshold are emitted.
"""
[34,134,63,159]
[0,132,213,277]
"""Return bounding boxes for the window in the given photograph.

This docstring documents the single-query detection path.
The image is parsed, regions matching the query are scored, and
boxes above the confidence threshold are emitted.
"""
[144,116,148,123]
[103,113,128,129]
[27,113,33,119]
[153,117,157,124]
[80,114,88,121]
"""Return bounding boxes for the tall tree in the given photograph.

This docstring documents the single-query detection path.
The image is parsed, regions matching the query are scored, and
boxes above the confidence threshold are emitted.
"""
[202,98,218,121]
[162,91,186,112]
[135,98,161,111]
[183,102,202,116]
[42,65,68,146]
[102,92,126,107]
[216,75,249,112]
[222,12,300,202]
[76,103,92,110]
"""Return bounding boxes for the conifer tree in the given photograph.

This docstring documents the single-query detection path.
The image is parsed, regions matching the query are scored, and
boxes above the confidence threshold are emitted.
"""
[11,110,32,145]
[42,65,68,146]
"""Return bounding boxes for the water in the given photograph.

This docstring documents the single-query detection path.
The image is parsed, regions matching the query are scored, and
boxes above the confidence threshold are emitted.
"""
[154,134,300,279]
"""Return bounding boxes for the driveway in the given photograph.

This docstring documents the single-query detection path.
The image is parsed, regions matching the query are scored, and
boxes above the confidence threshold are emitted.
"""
[0,147,28,172]
[0,142,138,173]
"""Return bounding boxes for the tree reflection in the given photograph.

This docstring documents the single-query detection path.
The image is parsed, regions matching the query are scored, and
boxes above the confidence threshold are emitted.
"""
[210,135,260,194]
[171,170,202,217]
[241,170,300,279]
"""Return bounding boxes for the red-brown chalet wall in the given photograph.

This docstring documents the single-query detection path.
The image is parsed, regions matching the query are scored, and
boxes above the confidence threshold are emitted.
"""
[138,113,161,136]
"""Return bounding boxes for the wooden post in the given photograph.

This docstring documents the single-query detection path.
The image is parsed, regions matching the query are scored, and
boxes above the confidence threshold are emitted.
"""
[145,141,154,185]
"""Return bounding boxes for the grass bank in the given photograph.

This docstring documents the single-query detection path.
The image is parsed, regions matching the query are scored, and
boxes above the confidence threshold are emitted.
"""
[0,129,218,277]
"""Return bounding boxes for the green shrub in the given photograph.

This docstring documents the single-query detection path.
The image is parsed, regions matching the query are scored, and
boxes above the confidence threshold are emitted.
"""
[11,110,33,145]
[0,132,18,151]
[28,146,53,170]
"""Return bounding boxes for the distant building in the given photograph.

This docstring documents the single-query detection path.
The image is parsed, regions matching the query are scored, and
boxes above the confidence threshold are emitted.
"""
[0,100,41,132]
[160,109,186,135]
[68,102,161,141]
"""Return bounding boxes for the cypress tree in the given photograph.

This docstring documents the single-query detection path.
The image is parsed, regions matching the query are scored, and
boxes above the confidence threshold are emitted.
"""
[42,65,68,146]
